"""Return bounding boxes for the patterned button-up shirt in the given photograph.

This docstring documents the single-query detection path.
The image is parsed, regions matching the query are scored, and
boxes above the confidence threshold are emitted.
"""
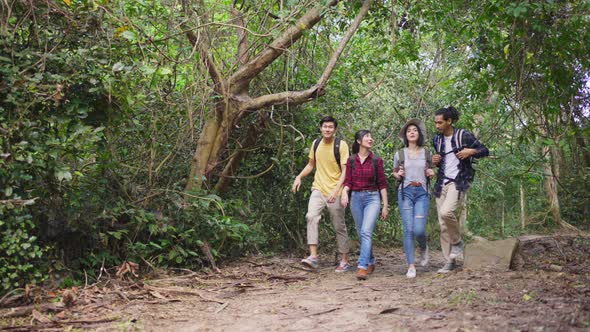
[432,128,489,197]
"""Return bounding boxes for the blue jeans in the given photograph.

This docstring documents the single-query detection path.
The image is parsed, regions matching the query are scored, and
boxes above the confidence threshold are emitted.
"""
[350,191,381,269]
[398,186,429,264]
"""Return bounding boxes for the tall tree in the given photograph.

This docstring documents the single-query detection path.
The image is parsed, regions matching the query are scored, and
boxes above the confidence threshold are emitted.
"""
[181,0,373,193]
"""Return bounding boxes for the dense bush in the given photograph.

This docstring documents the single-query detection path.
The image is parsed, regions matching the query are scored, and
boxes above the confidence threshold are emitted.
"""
[1,0,588,296]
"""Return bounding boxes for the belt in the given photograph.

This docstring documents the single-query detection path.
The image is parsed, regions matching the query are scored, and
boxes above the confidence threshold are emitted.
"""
[353,189,378,192]
[408,181,423,187]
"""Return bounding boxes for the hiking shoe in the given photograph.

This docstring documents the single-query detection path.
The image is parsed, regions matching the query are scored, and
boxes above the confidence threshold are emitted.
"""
[437,261,456,274]
[335,262,352,273]
[449,241,464,259]
[367,263,376,274]
[301,256,319,270]
[419,245,429,267]
[356,268,368,280]
[406,266,416,278]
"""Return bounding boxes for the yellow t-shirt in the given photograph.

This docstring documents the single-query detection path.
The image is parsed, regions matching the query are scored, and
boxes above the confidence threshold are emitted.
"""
[308,138,350,196]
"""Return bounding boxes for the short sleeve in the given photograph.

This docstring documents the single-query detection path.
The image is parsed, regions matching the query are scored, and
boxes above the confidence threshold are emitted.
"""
[339,141,350,166]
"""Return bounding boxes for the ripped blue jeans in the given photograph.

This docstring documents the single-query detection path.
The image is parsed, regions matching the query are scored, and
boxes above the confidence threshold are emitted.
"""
[398,186,429,264]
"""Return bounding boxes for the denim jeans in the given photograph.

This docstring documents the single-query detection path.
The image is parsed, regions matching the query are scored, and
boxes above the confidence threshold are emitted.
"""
[350,191,381,269]
[398,186,430,264]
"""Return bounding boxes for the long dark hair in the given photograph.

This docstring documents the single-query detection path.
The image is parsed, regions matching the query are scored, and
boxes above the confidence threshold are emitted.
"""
[435,106,460,123]
[352,129,371,154]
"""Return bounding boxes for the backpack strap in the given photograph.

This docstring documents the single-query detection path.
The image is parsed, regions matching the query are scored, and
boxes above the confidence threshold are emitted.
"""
[424,148,432,197]
[453,128,464,151]
[334,137,342,170]
[435,135,443,155]
[313,137,321,162]
[313,137,342,170]
[424,148,432,168]
[397,149,405,200]
[398,148,405,169]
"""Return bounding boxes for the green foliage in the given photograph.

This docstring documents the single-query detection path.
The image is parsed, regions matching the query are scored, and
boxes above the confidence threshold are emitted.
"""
[0,205,47,292]
[71,191,258,272]
[1,0,589,296]
[0,1,113,292]
[127,192,254,267]
[59,276,81,289]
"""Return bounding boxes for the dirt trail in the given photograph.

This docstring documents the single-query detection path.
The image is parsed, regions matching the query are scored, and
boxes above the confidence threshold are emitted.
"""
[1,235,589,331]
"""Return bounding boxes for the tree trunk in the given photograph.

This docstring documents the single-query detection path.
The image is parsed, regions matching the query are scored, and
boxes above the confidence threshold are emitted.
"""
[576,135,590,168]
[542,141,561,226]
[520,181,526,230]
[543,142,578,232]
[183,0,373,193]
[185,99,241,191]
[214,114,269,193]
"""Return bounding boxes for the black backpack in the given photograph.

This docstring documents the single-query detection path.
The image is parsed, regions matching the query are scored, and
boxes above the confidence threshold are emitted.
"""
[313,137,342,170]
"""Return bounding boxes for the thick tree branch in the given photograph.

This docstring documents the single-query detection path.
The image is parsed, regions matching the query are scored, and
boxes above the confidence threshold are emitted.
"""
[241,0,372,111]
[230,6,250,94]
[229,0,341,85]
[231,7,249,66]
[241,88,324,111]
[182,0,225,95]
[185,31,225,95]
[316,0,372,89]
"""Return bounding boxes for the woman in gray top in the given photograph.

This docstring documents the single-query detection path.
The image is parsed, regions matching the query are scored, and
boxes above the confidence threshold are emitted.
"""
[393,119,435,278]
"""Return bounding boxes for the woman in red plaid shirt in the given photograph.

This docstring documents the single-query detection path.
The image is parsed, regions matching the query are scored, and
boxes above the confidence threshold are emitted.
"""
[341,130,389,280]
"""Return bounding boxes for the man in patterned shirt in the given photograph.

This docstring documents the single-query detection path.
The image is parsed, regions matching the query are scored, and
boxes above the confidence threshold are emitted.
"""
[432,106,489,273]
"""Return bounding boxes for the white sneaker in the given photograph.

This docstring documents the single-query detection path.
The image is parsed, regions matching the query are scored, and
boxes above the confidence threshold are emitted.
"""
[406,266,416,278]
[419,245,429,267]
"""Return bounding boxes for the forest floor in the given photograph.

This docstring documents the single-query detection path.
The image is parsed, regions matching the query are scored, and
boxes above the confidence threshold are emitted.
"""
[1,234,589,331]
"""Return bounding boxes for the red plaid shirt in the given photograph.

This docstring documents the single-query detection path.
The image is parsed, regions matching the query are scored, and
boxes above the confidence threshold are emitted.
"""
[344,152,388,191]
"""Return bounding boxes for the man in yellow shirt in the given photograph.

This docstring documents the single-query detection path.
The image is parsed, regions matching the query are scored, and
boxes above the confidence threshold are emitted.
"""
[292,116,351,272]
